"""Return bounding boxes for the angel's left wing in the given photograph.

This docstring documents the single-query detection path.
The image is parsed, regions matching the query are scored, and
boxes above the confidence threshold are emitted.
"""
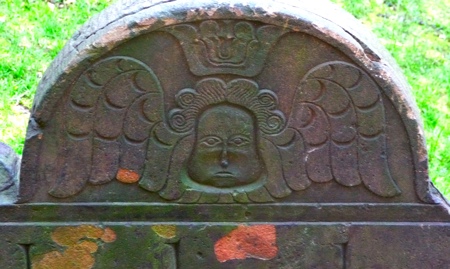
[269,61,401,197]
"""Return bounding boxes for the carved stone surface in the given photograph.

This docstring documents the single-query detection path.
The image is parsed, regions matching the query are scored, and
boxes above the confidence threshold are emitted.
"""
[1,0,449,268]
[18,16,428,203]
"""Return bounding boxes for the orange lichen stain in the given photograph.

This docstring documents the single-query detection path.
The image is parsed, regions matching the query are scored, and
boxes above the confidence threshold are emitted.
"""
[51,225,104,246]
[77,241,99,254]
[101,227,117,243]
[33,245,95,269]
[116,168,140,183]
[214,225,278,263]
[32,226,116,269]
[152,225,177,239]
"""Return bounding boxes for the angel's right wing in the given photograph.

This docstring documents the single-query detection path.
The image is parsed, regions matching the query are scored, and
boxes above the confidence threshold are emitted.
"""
[48,56,184,198]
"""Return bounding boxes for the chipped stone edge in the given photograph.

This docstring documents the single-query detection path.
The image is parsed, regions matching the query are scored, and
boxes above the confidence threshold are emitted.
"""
[0,143,20,204]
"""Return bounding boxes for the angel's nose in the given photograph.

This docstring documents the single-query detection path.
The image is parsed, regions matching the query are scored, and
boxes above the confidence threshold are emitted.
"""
[220,147,229,168]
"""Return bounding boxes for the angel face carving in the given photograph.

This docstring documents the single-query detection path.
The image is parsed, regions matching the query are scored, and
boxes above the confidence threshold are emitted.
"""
[163,78,286,195]
[187,104,263,188]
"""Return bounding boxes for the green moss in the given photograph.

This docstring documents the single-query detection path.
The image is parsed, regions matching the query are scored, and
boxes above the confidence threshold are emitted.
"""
[0,0,111,154]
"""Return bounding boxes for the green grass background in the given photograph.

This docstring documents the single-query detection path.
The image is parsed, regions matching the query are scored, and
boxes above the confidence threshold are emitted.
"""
[0,0,449,199]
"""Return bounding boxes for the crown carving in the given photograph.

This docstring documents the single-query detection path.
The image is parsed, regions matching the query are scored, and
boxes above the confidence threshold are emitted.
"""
[163,20,288,76]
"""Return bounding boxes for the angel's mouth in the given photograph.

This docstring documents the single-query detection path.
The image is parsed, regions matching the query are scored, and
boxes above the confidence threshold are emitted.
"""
[215,171,234,177]
[208,172,239,188]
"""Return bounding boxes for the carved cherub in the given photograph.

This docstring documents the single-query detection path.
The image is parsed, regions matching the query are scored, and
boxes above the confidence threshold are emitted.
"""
[47,56,400,203]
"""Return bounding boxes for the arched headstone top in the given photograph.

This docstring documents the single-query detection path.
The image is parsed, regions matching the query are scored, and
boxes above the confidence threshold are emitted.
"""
[19,0,444,205]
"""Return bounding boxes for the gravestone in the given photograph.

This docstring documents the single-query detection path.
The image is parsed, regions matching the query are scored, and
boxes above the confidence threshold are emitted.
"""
[1,0,450,268]
[0,143,19,205]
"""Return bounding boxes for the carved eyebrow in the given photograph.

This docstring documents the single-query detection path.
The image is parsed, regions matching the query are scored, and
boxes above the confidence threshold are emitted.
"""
[229,132,251,137]
[198,128,218,136]
[197,126,252,137]
[227,126,251,135]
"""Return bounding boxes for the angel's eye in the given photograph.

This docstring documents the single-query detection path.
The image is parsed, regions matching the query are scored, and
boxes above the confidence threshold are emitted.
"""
[200,136,222,147]
[229,135,250,146]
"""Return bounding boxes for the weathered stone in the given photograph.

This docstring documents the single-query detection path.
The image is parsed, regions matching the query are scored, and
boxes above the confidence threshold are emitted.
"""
[0,142,19,204]
[1,0,449,268]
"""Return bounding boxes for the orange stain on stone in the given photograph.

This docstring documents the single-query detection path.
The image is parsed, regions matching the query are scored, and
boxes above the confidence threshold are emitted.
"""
[214,225,278,263]
[33,225,116,269]
[77,241,99,254]
[51,225,104,247]
[101,227,117,243]
[152,225,177,239]
[33,246,95,269]
[116,168,140,183]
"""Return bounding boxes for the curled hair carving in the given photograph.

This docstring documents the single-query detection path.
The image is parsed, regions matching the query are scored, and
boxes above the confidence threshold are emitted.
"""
[169,78,286,134]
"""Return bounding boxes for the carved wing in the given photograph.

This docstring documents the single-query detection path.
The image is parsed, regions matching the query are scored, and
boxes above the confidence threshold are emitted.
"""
[48,56,181,198]
[270,61,401,197]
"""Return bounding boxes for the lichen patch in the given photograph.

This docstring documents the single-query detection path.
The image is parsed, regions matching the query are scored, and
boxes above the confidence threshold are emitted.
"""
[116,168,140,183]
[152,225,177,239]
[214,225,278,262]
[33,225,116,269]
